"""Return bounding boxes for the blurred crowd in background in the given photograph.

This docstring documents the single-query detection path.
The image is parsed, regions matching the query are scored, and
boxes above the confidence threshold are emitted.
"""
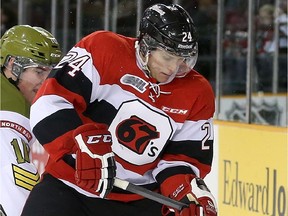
[1,0,287,95]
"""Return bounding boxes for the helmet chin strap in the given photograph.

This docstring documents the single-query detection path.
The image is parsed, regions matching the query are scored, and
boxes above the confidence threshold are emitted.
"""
[135,41,178,85]
[135,41,151,78]
[1,66,20,89]
[135,41,173,102]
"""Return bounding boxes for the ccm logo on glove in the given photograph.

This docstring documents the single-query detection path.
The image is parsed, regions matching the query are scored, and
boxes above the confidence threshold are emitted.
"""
[86,135,112,144]
[173,184,185,198]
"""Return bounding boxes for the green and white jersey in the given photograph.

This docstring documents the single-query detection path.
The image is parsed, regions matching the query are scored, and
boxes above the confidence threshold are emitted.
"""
[0,74,39,216]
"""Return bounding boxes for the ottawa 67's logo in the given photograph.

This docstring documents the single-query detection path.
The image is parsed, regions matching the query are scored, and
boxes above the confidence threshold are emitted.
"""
[109,100,175,165]
[116,115,159,154]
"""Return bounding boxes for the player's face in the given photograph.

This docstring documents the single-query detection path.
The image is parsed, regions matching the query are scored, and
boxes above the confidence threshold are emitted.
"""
[17,66,51,104]
[147,48,185,83]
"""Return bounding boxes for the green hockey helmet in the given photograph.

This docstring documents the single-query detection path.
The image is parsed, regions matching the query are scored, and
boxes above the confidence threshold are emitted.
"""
[0,25,62,78]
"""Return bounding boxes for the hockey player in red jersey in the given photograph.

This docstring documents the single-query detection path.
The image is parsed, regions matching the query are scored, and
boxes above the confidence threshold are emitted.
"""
[22,3,217,216]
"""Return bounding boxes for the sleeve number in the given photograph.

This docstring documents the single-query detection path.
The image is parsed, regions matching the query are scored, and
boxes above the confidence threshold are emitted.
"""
[10,138,30,164]
[67,56,90,77]
[201,122,211,150]
[54,51,90,77]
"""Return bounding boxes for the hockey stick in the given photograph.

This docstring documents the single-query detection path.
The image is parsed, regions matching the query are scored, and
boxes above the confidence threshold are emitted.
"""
[113,178,188,211]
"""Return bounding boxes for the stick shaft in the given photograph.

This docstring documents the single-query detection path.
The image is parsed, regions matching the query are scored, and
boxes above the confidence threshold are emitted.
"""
[113,178,188,211]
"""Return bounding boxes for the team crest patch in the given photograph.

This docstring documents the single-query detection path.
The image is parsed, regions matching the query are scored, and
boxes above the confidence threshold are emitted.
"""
[120,74,149,93]
[109,99,175,165]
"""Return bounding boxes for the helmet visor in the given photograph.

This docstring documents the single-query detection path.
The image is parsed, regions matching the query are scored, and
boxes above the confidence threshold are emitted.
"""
[10,56,53,78]
[176,47,198,77]
[15,56,54,70]
[153,44,198,78]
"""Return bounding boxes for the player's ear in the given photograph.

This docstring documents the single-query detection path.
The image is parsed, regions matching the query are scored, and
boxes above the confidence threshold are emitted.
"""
[4,56,15,69]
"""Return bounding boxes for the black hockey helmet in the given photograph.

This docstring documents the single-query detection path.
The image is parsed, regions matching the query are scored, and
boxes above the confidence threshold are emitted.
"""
[137,4,198,77]
[138,4,198,58]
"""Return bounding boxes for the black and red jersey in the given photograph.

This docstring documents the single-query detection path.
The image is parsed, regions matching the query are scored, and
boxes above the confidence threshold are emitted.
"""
[30,30,215,202]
